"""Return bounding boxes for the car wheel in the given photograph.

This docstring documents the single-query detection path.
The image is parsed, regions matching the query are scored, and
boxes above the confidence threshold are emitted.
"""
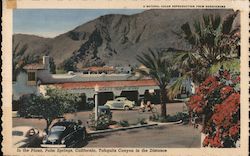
[124,106,129,111]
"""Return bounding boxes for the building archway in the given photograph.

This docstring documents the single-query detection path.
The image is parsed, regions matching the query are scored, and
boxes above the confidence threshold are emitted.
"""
[96,92,114,106]
[144,89,160,104]
[120,90,139,105]
[77,93,86,110]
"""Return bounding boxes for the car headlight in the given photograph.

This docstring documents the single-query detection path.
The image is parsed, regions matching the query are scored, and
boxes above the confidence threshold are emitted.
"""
[61,139,65,144]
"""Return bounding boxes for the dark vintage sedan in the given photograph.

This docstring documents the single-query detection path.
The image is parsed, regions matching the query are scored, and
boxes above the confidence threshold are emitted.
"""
[41,121,87,148]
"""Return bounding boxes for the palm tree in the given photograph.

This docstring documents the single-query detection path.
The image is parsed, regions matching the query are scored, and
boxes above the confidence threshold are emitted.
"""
[180,12,239,66]
[136,49,172,118]
[168,12,240,97]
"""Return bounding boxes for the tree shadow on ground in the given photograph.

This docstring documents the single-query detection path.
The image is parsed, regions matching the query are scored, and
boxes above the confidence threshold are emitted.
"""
[146,125,165,130]
[126,129,140,134]
[87,133,112,141]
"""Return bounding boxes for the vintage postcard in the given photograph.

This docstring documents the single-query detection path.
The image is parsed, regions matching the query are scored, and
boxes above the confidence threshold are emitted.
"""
[2,0,249,155]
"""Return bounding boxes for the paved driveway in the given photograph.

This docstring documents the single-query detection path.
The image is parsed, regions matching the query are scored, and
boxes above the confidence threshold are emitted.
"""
[12,103,201,148]
[86,124,201,148]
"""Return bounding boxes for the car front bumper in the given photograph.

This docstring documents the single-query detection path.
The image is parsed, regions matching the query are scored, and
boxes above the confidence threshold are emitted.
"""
[41,144,66,148]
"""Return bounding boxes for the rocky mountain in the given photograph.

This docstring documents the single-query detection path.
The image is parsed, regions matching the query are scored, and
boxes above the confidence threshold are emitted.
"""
[13,9,239,70]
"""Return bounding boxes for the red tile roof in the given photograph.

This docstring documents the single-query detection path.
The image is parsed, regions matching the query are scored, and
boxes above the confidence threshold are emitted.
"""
[80,66,115,72]
[23,63,45,70]
[54,79,157,90]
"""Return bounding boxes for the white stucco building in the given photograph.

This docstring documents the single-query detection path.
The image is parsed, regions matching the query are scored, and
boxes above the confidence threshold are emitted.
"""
[13,56,193,106]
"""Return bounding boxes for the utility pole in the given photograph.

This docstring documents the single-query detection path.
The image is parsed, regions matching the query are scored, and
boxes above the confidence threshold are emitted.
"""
[94,85,99,121]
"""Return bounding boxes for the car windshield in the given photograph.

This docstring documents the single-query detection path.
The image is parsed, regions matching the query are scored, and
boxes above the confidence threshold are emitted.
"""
[12,131,24,136]
[50,126,66,132]
[117,97,126,100]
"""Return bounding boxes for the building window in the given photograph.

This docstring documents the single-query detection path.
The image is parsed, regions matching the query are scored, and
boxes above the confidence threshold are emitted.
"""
[28,72,36,81]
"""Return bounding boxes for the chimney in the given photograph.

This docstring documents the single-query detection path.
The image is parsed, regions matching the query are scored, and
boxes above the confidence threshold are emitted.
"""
[43,56,50,72]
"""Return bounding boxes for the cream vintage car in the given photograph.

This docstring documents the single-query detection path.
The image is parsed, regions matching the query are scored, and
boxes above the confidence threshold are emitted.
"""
[104,97,135,110]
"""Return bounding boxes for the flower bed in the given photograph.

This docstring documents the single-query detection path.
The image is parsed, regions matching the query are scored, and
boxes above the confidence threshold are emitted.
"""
[149,112,189,123]
[88,113,149,131]
[187,69,240,147]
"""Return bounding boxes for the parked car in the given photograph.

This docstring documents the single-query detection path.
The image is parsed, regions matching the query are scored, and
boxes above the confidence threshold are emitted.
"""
[104,97,135,110]
[12,126,44,148]
[98,106,112,119]
[41,120,86,148]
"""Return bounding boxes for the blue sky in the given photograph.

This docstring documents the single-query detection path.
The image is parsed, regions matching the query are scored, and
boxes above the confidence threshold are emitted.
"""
[13,9,144,38]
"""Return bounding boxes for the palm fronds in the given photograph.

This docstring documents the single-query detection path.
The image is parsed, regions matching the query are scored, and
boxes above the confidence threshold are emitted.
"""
[176,12,239,77]
[137,49,172,88]
[209,59,240,75]
[167,75,189,100]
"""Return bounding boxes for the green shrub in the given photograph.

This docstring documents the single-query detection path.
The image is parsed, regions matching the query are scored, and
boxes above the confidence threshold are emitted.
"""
[110,120,117,125]
[165,112,190,122]
[118,120,129,127]
[137,118,147,125]
[12,100,19,111]
[149,112,190,123]
[149,113,160,121]
[176,112,189,124]
[159,116,169,123]
[88,112,111,130]
[166,115,178,122]
[56,69,67,74]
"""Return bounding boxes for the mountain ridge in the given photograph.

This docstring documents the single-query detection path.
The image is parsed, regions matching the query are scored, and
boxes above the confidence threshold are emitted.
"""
[13,9,239,71]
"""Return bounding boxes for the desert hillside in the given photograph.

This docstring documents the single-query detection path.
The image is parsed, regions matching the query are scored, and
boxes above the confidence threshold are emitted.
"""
[13,9,239,70]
